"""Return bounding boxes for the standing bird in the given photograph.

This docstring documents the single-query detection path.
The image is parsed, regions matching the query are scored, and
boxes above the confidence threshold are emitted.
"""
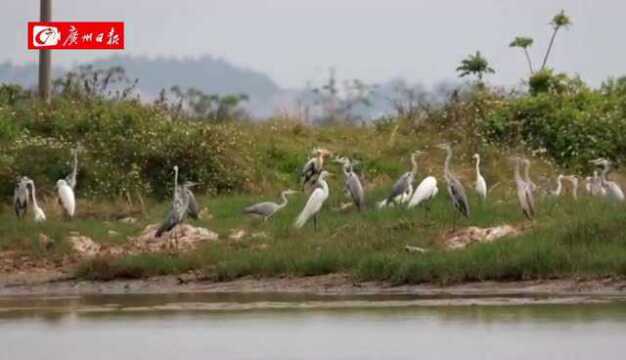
[437,144,470,223]
[13,177,30,219]
[383,150,420,207]
[512,157,535,220]
[56,179,75,219]
[549,174,564,197]
[590,158,625,202]
[294,171,332,230]
[408,176,438,209]
[472,153,487,201]
[301,148,332,189]
[589,170,607,197]
[522,158,538,193]
[334,157,365,211]
[156,166,193,243]
[244,189,298,221]
[182,181,200,219]
[26,179,46,222]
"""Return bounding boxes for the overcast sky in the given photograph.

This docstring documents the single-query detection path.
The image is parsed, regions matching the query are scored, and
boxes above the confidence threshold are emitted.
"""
[2,0,624,88]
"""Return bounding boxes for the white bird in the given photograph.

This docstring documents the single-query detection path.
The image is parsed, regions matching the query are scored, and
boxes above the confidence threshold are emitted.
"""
[472,153,487,201]
[56,179,76,219]
[294,170,332,230]
[66,148,79,189]
[550,174,564,196]
[26,179,46,222]
[590,158,624,201]
[408,176,439,208]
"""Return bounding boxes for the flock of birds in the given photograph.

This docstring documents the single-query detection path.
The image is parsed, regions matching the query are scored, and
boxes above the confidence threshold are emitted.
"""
[10,145,625,243]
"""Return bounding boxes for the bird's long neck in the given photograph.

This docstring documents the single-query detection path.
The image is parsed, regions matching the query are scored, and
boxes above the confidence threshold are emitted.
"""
[342,163,350,177]
[600,163,610,183]
[30,183,40,208]
[474,156,481,177]
[410,154,418,174]
[514,160,523,183]
[555,176,563,193]
[72,151,78,175]
[523,162,531,182]
[443,148,452,179]
[278,192,289,208]
[174,168,179,194]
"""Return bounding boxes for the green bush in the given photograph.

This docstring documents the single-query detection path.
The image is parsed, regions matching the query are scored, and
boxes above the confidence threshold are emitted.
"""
[481,80,626,169]
[0,95,248,199]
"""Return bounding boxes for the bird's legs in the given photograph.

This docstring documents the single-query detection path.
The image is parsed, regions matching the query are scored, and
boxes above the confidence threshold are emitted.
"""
[313,213,319,232]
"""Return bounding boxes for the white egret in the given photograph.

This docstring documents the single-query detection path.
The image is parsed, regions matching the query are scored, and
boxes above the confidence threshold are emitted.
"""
[472,153,487,201]
[294,171,332,230]
[26,179,46,222]
[56,179,76,219]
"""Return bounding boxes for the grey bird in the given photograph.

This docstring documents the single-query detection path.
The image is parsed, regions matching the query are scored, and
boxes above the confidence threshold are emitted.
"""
[244,189,298,221]
[156,166,192,239]
[13,176,30,219]
[437,144,470,220]
[182,181,200,219]
[512,157,535,220]
[384,150,420,207]
[589,158,625,202]
[334,157,365,211]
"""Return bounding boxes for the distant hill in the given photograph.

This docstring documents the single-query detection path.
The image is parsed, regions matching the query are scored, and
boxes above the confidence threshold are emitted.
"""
[0,55,283,116]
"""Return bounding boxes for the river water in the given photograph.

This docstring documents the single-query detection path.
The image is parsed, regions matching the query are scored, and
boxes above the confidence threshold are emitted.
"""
[1,293,625,359]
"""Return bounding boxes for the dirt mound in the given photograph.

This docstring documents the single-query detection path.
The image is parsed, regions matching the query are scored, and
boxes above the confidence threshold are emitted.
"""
[443,225,522,250]
[131,224,219,252]
[67,233,102,257]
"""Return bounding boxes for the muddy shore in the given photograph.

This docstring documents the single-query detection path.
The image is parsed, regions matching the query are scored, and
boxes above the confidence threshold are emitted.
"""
[2,271,626,306]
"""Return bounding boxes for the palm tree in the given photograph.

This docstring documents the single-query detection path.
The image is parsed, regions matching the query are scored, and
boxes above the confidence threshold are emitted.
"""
[541,10,572,70]
[510,36,535,73]
[456,51,495,83]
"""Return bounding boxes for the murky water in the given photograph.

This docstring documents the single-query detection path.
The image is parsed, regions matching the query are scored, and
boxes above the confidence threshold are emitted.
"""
[2,293,625,360]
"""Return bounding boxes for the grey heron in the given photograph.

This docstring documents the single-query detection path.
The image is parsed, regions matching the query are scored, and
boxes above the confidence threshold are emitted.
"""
[590,158,624,201]
[472,153,487,201]
[182,181,200,219]
[13,177,30,219]
[294,170,332,230]
[301,148,332,189]
[244,189,298,221]
[383,150,420,207]
[522,158,537,193]
[26,179,46,222]
[334,157,365,211]
[156,166,192,240]
[437,144,470,222]
[588,170,607,197]
[512,157,535,219]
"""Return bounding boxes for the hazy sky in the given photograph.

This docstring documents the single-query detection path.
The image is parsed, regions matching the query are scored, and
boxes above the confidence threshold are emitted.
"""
[3,1,624,88]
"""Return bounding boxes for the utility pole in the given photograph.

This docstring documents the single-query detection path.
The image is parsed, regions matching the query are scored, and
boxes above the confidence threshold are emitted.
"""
[38,0,52,102]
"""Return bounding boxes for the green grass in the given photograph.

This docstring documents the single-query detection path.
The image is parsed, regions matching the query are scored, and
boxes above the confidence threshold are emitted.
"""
[1,120,625,285]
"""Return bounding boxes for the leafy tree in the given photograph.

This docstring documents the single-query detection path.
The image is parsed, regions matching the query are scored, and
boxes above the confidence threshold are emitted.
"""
[541,10,572,70]
[456,51,495,83]
[509,36,535,73]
